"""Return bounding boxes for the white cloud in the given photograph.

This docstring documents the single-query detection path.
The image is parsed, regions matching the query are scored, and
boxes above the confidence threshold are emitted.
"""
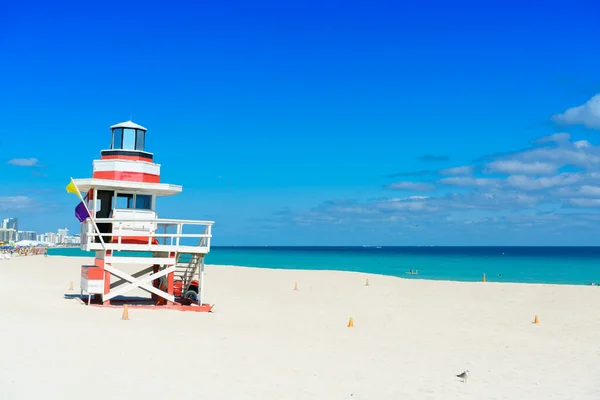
[385,181,436,191]
[517,146,600,169]
[378,199,433,212]
[286,127,600,232]
[7,158,39,167]
[574,140,591,149]
[437,176,499,188]
[286,191,544,227]
[576,185,600,197]
[482,132,600,171]
[553,184,600,199]
[565,198,600,208]
[533,132,571,145]
[0,196,33,211]
[327,206,374,214]
[439,166,472,175]
[506,173,583,191]
[441,191,542,210]
[552,94,600,129]
[366,196,438,213]
[485,160,557,176]
[399,195,430,200]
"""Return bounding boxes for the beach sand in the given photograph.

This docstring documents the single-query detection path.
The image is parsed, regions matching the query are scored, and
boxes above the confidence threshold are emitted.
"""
[0,255,598,399]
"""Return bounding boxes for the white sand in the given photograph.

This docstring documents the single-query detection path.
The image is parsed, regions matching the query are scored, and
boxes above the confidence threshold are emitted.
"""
[0,255,599,399]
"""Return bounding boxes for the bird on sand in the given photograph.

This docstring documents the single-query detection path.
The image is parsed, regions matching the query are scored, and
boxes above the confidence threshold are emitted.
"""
[456,370,469,383]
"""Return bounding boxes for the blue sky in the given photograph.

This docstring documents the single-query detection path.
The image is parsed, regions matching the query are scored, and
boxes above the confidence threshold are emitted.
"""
[1,0,600,245]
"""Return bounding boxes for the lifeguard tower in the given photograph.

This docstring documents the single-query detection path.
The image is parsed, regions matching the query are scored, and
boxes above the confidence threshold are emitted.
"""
[72,120,214,311]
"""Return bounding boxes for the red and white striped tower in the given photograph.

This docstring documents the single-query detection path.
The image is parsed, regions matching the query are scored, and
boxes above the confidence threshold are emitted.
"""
[93,121,160,183]
[74,120,214,311]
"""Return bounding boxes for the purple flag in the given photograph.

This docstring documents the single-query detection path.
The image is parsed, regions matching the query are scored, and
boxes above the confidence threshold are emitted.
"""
[75,201,90,222]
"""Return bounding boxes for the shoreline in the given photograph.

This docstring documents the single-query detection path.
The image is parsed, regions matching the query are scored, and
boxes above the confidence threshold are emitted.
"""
[210,264,600,288]
[46,254,600,287]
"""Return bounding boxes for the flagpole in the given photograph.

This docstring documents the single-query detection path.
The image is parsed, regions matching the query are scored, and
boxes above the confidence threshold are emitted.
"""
[70,177,107,250]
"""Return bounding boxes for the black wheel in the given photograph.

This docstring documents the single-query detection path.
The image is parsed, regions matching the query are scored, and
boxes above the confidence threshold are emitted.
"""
[184,290,198,301]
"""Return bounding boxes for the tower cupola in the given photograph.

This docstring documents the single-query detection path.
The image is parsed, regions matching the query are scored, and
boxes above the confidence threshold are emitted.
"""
[101,120,153,162]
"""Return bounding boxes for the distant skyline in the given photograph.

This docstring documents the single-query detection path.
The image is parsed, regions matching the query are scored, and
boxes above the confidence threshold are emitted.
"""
[0,216,70,235]
[1,1,600,245]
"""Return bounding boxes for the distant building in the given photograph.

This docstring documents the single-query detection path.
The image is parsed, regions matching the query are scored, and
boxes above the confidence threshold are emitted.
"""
[56,228,69,244]
[18,231,37,241]
[63,235,81,245]
[57,228,69,244]
[2,218,18,231]
[0,228,17,243]
[39,232,58,244]
[0,223,83,245]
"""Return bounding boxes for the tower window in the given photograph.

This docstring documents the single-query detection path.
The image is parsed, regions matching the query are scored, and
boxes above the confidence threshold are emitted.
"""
[135,194,152,209]
[115,193,134,209]
[122,128,136,150]
[112,128,123,149]
[135,129,145,151]
[113,192,154,210]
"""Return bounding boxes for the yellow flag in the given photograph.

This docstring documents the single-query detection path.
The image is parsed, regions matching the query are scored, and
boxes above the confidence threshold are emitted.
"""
[66,180,83,200]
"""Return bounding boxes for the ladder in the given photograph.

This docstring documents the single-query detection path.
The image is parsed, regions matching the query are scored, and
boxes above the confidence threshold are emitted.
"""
[174,253,202,293]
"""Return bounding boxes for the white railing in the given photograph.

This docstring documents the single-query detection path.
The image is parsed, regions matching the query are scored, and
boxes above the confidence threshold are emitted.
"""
[80,218,214,252]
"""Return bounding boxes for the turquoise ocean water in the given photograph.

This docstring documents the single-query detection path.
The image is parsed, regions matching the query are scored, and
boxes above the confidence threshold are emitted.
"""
[48,246,600,285]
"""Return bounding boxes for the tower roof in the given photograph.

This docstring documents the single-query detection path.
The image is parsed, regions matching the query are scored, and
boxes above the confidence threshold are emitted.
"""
[72,178,182,196]
[110,120,147,131]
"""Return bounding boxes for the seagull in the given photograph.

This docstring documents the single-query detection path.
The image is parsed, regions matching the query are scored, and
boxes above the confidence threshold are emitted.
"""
[456,370,469,383]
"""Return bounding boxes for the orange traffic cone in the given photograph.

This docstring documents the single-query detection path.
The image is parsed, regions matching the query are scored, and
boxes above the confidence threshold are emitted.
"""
[347,317,354,328]
[122,305,129,320]
[533,315,539,324]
